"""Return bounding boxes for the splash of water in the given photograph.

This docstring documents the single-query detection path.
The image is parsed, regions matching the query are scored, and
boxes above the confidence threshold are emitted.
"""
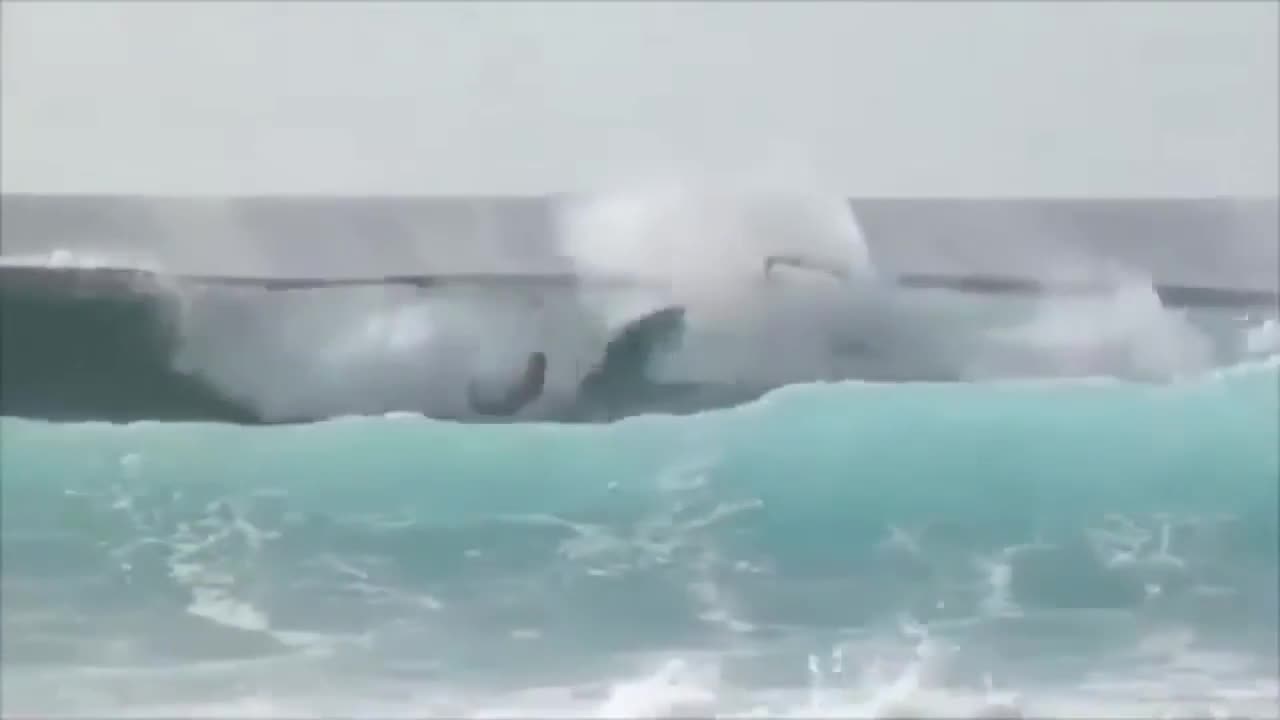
[166,178,886,420]
[0,183,1245,422]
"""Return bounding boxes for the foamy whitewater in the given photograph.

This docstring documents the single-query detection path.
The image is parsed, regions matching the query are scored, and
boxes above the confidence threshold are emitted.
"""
[1,186,1278,718]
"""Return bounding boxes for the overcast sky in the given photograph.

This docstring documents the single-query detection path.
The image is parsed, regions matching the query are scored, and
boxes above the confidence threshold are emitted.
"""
[2,1,1275,197]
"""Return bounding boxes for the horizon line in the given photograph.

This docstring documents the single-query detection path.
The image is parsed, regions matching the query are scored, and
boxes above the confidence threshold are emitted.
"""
[3,192,1278,203]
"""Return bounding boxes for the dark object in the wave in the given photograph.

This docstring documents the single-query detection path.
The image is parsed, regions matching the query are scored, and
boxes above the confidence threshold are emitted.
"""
[464,306,693,420]
[466,352,548,417]
[575,305,691,420]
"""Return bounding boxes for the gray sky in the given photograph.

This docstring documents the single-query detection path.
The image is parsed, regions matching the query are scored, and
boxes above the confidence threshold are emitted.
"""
[2,1,1276,197]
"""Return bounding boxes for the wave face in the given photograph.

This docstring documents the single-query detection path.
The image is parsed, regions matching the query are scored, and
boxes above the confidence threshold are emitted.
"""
[0,276,255,422]
[3,362,1278,717]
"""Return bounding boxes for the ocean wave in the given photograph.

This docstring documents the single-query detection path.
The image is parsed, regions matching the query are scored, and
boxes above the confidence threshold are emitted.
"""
[2,359,1277,717]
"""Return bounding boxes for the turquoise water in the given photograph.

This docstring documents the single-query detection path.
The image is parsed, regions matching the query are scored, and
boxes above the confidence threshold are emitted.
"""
[2,360,1277,717]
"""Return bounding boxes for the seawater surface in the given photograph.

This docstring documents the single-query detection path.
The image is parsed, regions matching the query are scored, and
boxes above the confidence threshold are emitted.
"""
[3,192,1277,717]
[2,359,1277,718]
